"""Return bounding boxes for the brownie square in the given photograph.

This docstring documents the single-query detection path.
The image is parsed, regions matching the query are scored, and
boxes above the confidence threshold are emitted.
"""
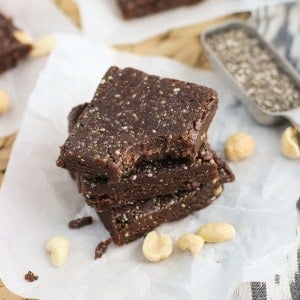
[118,0,203,19]
[80,151,218,206]
[57,67,218,182]
[0,12,32,73]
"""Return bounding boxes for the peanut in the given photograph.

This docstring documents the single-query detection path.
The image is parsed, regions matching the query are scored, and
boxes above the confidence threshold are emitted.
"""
[13,30,33,45]
[197,222,235,243]
[46,235,70,267]
[142,231,173,262]
[214,186,223,196]
[0,90,11,115]
[224,133,255,161]
[30,35,56,57]
[177,234,204,255]
[281,127,300,159]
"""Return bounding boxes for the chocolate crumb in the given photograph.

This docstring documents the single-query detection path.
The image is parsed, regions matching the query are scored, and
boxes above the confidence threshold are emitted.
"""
[68,216,93,229]
[24,271,38,282]
[95,238,112,260]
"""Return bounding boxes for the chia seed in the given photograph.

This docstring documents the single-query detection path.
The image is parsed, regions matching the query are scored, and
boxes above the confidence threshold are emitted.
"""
[207,29,300,112]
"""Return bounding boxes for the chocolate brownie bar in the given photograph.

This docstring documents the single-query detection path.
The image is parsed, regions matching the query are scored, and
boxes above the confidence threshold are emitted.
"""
[86,150,234,211]
[118,0,203,19]
[96,185,218,245]
[57,67,218,182]
[0,12,32,73]
[81,152,218,205]
[81,147,219,210]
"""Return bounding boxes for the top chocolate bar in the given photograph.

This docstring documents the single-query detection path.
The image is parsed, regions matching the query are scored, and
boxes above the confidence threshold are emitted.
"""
[118,0,203,19]
[57,66,218,182]
[0,12,32,73]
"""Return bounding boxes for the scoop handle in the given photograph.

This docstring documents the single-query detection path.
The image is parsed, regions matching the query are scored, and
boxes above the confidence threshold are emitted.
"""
[281,107,300,131]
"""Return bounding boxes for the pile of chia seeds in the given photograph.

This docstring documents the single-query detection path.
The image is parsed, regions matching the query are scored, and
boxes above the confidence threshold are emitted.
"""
[207,29,300,112]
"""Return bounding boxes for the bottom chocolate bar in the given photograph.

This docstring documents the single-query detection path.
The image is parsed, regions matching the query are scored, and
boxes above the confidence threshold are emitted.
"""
[96,184,221,246]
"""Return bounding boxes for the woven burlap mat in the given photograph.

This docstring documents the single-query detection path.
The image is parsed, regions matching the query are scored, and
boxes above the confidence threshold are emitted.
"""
[0,1,249,298]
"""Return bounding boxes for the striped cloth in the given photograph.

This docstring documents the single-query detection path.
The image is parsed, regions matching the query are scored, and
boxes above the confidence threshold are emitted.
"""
[251,1,300,72]
[234,2,300,299]
[233,241,300,299]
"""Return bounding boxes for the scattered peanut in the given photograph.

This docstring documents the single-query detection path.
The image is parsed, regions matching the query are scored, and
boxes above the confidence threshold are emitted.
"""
[281,127,300,159]
[177,234,204,255]
[13,30,33,45]
[142,231,173,262]
[197,222,236,243]
[224,133,255,161]
[46,235,70,267]
[30,35,56,58]
[214,186,223,197]
[0,90,11,115]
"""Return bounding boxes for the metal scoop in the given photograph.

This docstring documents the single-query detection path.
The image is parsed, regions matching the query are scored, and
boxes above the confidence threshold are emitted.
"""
[201,20,300,131]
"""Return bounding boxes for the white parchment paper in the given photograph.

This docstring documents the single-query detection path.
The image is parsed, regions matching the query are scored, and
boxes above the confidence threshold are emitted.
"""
[0,35,299,300]
[0,0,78,137]
[76,0,296,44]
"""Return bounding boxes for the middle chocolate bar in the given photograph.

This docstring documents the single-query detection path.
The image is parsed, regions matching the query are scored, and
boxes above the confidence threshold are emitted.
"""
[79,142,218,205]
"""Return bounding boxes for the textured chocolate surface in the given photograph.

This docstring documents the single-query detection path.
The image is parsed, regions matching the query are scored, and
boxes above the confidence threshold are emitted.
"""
[0,12,32,73]
[97,184,219,245]
[81,153,217,205]
[79,139,219,202]
[57,66,218,182]
[118,0,203,19]
[89,153,234,213]
[68,103,219,207]
[213,153,235,184]
[94,162,234,245]
[67,103,232,210]
[68,102,88,133]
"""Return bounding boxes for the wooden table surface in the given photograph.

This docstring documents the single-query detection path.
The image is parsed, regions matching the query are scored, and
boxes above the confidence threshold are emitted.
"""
[0,1,249,298]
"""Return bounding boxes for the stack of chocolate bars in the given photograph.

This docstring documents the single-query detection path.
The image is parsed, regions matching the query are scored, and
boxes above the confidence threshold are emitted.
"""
[57,67,234,246]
